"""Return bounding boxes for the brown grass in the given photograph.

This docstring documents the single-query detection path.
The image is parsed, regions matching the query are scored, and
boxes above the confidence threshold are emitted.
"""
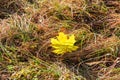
[0,0,120,80]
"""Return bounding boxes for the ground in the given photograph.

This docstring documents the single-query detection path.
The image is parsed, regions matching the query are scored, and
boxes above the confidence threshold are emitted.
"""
[0,0,120,80]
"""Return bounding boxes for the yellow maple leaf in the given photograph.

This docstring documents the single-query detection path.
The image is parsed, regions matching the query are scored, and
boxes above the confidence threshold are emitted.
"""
[51,32,78,55]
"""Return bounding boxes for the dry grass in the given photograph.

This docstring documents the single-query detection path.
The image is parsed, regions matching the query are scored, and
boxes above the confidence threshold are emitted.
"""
[0,0,120,80]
